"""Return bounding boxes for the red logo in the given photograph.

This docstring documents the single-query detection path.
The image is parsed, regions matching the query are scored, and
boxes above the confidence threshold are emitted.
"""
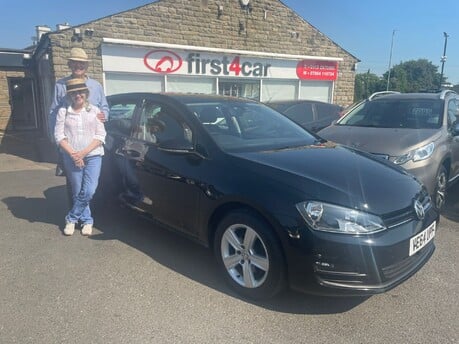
[144,50,183,74]
[296,60,338,81]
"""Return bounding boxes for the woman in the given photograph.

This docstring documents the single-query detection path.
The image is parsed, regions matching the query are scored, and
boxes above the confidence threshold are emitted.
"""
[54,78,106,236]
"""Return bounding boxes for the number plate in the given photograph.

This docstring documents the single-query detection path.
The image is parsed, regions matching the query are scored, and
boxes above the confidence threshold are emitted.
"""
[409,221,436,256]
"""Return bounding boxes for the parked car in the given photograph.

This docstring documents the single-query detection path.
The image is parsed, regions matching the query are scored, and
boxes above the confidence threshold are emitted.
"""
[267,99,343,132]
[337,91,400,118]
[98,92,438,300]
[318,90,459,210]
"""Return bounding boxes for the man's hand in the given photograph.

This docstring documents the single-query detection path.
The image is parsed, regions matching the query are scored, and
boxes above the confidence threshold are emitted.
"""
[96,111,106,122]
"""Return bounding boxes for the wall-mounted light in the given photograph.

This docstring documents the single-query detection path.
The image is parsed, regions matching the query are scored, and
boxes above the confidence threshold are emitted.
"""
[217,5,223,18]
[290,31,300,39]
[85,28,94,37]
[239,21,246,35]
[71,28,82,42]
[240,0,252,13]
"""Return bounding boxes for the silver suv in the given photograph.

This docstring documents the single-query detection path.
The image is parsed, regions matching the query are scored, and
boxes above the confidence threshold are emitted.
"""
[318,90,459,209]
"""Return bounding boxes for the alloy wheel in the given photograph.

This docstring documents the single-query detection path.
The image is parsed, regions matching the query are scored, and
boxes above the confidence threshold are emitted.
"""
[220,224,269,289]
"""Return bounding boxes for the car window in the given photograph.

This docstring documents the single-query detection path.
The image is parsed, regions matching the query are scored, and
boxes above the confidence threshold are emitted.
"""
[135,103,162,143]
[284,104,314,123]
[316,103,340,118]
[109,103,136,120]
[187,101,316,152]
[447,99,458,127]
[197,105,230,133]
[339,99,443,129]
[136,101,192,144]
[106,99,138,136]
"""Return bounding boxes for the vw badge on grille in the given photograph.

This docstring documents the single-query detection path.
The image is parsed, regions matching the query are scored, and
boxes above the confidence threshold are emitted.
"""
[414,200,425,220]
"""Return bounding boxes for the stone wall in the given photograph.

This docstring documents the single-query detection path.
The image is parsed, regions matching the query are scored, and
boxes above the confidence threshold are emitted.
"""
[47,0,358,106]
[0,70,25,131]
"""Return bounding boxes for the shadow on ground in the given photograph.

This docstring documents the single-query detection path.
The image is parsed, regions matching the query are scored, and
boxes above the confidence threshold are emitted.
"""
[441,182,459,223]
[8,187,363,314]
[2,185,68,228]
[0,129,56,163]
[85,199,368,315]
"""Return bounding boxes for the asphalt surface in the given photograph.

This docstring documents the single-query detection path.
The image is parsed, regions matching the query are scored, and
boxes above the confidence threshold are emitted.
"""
[0,131,458,344]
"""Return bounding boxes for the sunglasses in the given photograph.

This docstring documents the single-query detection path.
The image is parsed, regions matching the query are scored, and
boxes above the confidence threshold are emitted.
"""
[69,61,88,68]
[69,90,87,96]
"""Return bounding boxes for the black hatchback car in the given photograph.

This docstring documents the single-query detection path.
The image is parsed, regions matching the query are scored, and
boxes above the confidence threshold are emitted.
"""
[98,93,438,299]
[267,99,343,132]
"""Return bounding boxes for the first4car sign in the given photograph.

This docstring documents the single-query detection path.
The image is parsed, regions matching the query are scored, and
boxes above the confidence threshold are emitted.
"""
[143,49,338,80]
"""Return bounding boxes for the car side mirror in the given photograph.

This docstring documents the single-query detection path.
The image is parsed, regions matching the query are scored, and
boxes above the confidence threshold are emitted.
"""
[158,138,194,153]
[452,122,459,136]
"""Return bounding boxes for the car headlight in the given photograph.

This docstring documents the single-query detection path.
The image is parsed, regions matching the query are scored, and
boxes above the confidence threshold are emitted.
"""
[393,142,435,165]
[296,201,386,234]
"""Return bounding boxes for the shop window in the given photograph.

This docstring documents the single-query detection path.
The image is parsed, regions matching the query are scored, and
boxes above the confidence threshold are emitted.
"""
[219,80,260,100]
[261,80,298,102]
[105,72,163,95]
[299,81,332,103]
[167,76,216,94]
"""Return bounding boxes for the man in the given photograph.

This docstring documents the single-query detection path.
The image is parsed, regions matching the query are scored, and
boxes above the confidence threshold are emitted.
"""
[48,47,109,206]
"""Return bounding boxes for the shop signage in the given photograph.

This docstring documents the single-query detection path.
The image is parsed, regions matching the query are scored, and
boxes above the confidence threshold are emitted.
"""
[104,45,339,81]
[296,60,338,81]
[144,50,271,77]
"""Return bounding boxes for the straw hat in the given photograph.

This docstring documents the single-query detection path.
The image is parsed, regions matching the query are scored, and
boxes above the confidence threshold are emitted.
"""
[66,78,88,94]
[68,47,89,62]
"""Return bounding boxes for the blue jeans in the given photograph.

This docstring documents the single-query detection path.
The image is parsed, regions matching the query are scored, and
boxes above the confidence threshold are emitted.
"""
[62,154,102,225]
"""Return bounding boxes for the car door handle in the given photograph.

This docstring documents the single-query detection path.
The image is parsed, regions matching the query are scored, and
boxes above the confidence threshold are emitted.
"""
[116,148,143,162]
[124,149,140,157]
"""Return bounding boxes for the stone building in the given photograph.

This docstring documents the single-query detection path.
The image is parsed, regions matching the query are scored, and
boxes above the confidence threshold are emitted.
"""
[2,0,359,137]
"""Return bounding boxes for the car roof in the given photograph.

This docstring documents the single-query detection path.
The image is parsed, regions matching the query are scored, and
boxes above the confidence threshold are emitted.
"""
[107,92,257,104]
[369,90,458,102]
[167,93,257,104]
[267,99,338,106]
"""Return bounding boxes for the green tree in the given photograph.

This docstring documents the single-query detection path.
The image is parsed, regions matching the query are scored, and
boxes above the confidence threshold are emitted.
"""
[354,71,385,101]
[384,59,442,92]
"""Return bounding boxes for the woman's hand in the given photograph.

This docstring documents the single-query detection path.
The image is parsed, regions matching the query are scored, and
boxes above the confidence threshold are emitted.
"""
[74,158,85,168]
[70,151,85,168]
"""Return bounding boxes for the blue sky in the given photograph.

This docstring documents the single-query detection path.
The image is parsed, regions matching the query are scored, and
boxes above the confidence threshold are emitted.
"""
[1,0,458,83]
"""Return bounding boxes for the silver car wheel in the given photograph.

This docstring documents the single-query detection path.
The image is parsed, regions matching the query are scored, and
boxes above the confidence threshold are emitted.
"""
[220,223,269,289]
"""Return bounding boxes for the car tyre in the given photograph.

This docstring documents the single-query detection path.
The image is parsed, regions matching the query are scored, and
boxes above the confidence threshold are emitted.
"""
[434,165,448,210]
[214,210,286,299]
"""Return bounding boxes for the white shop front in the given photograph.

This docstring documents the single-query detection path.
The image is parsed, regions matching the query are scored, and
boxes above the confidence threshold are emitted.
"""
[101,38,343,103]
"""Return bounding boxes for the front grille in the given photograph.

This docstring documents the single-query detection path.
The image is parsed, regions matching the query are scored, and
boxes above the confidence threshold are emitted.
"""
[382,190,432,228]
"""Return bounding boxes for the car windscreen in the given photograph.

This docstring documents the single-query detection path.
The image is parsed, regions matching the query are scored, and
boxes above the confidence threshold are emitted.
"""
[337,99,444,129]
[185,100,318,152]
